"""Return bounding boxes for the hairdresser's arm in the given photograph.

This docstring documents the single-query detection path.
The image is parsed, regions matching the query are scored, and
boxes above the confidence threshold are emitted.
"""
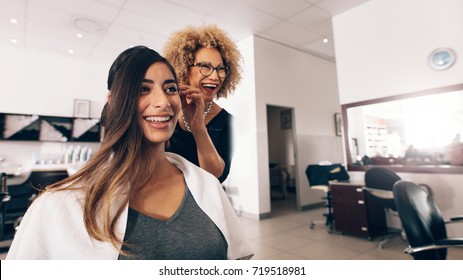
[179,86,225,179]
[193,123,226,179]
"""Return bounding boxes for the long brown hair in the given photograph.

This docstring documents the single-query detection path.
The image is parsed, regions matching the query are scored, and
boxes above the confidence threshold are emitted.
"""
[46,46,178,250]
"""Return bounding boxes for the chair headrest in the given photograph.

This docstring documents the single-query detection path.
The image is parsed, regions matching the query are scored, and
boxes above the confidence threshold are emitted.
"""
[364,167,401,191]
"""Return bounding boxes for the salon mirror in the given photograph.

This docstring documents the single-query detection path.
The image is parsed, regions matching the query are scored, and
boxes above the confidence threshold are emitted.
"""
[342,84,463,174]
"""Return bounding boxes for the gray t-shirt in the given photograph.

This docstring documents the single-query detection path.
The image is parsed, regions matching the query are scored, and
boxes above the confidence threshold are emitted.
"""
[118,188,227,260]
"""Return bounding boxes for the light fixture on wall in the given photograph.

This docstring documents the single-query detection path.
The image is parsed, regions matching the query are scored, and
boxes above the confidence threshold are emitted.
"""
[428,48,457,70]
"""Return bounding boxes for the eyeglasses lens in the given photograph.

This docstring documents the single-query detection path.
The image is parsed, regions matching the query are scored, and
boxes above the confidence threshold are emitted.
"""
[198,63,228,78]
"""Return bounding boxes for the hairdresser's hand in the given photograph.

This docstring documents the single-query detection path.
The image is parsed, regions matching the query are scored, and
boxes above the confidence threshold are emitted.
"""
[178,84,206,132]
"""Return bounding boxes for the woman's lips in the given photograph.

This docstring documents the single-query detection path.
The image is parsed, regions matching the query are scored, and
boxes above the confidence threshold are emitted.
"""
[143,115,174,129]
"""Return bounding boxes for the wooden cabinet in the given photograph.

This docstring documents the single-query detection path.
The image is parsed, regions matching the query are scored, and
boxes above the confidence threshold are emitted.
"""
[330,181,386,240]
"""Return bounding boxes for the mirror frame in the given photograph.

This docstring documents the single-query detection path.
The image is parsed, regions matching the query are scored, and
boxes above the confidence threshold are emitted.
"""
[341,83,463,174]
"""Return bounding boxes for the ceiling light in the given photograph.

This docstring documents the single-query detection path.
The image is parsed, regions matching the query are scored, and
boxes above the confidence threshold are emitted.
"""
[68,49,74,54]
[323,38,329,44]
[73,18,102,33]
[77,33,83,38]
[10,18,18,24]
[10,39,17,44]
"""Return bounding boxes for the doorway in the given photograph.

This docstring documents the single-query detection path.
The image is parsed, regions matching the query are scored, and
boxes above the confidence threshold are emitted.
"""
[266,105,298,216]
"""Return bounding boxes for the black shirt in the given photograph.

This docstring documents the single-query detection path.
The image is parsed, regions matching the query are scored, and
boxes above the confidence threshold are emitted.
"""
[167,109,233,183]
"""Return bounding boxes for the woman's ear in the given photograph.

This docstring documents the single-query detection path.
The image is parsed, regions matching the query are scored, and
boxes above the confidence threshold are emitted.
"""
[107,92,111,104]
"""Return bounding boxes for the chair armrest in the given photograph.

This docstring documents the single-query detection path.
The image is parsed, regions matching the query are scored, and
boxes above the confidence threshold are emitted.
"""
[404,238,463,255]
[449,216,463,222]
[444,216,463,224]
[418,183,434,197]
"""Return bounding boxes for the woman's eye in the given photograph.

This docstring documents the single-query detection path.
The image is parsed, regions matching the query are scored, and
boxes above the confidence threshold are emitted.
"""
[140,86,151,94]
[165,86,178,95]
[201,64,213,71]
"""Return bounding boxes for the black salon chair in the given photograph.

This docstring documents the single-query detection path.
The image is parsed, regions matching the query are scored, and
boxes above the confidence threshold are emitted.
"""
[393,180,463,259]
[1,173,9,241]
[0,172,36,243]
[364,167,404,248]
[306,164,349,232]
[1,191,11,242]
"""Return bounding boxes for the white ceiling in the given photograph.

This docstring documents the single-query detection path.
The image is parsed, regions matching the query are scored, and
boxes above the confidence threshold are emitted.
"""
[0,0,370,63]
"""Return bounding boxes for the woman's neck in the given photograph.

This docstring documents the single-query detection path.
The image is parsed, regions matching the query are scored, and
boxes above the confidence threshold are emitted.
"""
[130,150,185,220]
[145,143,168,169]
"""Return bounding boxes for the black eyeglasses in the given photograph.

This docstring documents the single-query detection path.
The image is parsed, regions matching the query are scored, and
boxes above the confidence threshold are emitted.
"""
[190,62,230,78]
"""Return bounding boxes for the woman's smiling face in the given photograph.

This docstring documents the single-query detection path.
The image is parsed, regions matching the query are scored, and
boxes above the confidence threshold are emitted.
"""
[138,62,180,143]
[188,47,225,103]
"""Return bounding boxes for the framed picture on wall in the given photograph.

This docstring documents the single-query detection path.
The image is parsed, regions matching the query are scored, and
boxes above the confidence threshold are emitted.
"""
[280,109,292,130]
[335,113,342,136]
[73,99,91,118]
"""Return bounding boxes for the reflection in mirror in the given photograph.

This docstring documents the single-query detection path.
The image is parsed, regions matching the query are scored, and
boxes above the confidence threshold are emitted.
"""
[342,84,463,173]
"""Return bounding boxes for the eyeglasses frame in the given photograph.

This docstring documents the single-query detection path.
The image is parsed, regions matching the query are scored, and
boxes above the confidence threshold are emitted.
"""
[190,62,230,78]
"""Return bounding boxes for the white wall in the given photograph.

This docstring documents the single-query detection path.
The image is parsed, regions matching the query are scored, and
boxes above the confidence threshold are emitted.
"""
[0,45,108,165]
[333,0,463,236]
[253,37,342,214]
[0,45,108,117]
[334,0,463,104]
[217,36,261,219]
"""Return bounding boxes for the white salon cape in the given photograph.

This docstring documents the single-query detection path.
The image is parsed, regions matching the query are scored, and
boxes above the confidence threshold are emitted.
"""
[6,153,254,260]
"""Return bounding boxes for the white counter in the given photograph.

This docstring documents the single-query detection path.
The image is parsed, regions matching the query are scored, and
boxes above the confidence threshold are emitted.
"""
[31,163,70,172]
[1,162,84,185]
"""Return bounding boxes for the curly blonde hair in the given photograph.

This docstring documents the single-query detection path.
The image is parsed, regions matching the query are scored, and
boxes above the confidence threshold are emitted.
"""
[163,24,242,99]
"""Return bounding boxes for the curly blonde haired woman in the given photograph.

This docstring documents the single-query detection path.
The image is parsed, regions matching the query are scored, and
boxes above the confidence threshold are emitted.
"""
[163,24,242,183]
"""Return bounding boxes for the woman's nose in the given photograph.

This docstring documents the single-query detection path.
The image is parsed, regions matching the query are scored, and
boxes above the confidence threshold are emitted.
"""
[151,89,171,108]
[208,69,220,80]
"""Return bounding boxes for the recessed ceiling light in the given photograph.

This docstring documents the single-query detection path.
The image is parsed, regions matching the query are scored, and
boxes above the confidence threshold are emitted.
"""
[77,33,83,38]
[323,38,329,44]
[68,49,74,54]
[10,39,17,44]
[10,18,18,24]
[73,18,102,33]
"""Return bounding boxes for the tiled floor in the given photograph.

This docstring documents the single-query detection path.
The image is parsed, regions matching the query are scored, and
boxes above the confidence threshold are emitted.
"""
[1,192,462,260]
[241,192,463,260]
